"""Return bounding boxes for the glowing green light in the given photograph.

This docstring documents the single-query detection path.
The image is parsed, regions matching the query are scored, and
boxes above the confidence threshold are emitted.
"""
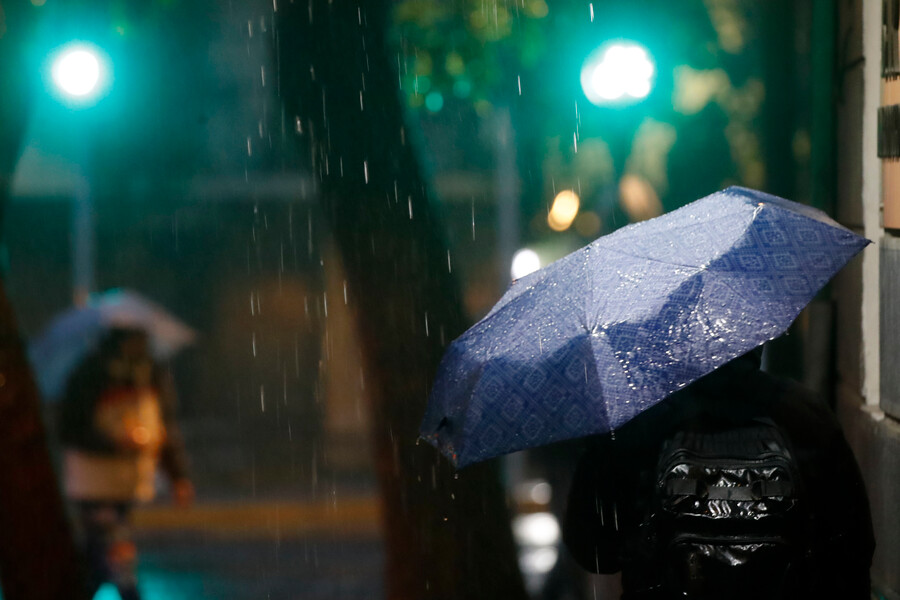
[453,80,472,98]
[48,42,110,105]
[53,47,101,97]
[425,91,444,112]
[416,75,432,95]
[581,42,654,106]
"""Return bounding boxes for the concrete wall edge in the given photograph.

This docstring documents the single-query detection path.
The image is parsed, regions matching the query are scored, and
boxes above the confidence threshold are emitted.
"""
[836,383,900,598]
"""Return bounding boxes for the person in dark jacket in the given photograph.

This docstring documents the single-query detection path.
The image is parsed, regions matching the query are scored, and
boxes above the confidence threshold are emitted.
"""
[59,327,193,600]
[563,348,875,599]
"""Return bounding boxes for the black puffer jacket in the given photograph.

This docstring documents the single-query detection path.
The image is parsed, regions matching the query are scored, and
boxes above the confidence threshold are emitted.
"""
[563,359,875,599]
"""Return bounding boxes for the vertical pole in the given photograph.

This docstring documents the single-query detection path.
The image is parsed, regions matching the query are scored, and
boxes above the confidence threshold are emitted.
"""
[862,0,883,406]
[494,106,526,487]
[494,106,520,288]
[71,137,94,306]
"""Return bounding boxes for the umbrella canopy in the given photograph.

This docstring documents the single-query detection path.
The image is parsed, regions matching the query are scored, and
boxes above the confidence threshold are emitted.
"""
[29,289,196,401]
[421,186,870,468]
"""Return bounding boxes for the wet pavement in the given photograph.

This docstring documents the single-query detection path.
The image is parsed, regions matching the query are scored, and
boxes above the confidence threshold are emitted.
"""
[124,496,384,600]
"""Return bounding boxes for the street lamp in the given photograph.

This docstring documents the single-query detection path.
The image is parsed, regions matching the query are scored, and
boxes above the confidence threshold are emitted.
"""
[45,41,112,302]
[581,42,654,106]
[48,42,110,106]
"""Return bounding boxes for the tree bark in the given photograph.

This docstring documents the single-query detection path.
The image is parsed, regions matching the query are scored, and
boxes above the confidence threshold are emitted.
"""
[0,289,89,599]
[277,2,527,599]
[0,3,89,597]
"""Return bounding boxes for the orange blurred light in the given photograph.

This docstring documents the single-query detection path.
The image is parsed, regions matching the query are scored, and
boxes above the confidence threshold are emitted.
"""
[131,426,151,446]
[619,175,662,222]
[548,190,580,232]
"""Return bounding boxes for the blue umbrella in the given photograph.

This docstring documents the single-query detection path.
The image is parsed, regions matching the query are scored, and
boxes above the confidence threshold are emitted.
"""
[29,289,196,401]
[421,186,870,468]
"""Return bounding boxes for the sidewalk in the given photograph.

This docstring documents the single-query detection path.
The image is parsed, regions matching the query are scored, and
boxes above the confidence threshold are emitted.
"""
[134,494,381,538]
[125,494,384,600]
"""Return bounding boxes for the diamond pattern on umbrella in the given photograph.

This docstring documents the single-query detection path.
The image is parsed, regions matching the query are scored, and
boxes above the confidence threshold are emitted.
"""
[422,186,870,467]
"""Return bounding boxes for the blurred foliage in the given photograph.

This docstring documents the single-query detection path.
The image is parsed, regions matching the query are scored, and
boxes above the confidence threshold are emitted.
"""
[391,0,549,113]
[391,0,784,242]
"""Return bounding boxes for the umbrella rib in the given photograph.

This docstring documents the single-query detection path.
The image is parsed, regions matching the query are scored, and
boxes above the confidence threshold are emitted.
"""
[703,270,750,300]
[702,261,770,307]
[462,282,547,335]
[592,244,706,270]
[694,269,775,348]
[465,254,582,338]
[586,332,614,436]
[597,207,758,268]
[692,274,722,338]
[586,245,595,332]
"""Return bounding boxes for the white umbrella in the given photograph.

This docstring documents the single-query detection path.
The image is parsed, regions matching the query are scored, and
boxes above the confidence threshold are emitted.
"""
[29,289,196,401]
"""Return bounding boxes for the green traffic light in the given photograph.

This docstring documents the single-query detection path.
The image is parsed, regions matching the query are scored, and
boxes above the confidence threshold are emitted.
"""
[581,42,654,106]
[48,42,110,106]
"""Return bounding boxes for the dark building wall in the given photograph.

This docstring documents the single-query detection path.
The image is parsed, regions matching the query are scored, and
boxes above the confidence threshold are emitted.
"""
[834,1,900,598]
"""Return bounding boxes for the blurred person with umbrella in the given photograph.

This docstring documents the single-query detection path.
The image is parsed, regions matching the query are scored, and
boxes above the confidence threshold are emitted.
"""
[33,289,195,600]
[30,288,196,403]
[421,187,874,598]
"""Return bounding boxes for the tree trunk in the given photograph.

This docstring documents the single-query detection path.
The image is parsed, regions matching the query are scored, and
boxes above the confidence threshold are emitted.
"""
[0,289,89,599]
[277,2,527,599]
[0,4,89,597]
